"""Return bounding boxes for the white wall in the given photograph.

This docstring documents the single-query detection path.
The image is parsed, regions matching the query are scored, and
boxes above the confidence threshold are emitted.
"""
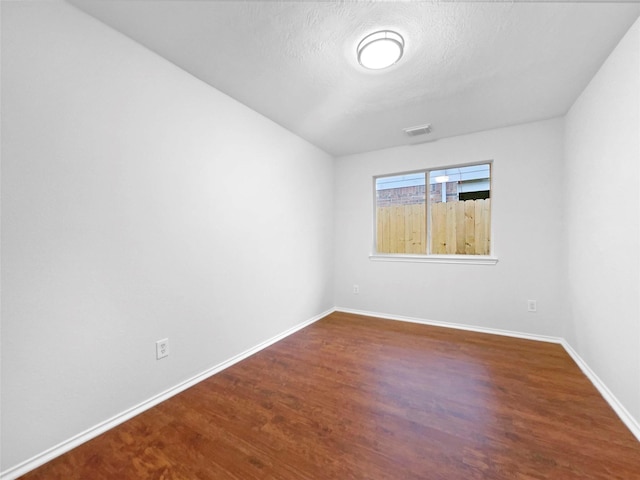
[334,118,567,337]
[1,1,333,471]
[564,18,640,423]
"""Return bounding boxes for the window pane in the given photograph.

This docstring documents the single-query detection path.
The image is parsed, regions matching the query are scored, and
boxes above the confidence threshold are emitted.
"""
[374,163,491,256]
[429,164,491,255]
[375,173,426,254]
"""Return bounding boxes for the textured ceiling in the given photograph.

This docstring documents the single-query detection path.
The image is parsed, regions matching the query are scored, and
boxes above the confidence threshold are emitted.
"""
[69,0,640,157]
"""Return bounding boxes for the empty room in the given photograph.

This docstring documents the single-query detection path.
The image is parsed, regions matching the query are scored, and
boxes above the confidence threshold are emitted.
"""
[2,0,640,478]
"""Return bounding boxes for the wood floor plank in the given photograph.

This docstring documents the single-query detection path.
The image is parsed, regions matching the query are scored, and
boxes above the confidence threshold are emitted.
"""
[18,312,640,479]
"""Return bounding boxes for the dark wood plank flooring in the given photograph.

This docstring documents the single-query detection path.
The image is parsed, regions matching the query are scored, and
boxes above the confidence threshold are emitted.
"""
[19,312,640,479]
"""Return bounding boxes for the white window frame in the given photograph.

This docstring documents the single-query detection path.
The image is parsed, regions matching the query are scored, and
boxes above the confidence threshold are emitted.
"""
[370,160,498,265]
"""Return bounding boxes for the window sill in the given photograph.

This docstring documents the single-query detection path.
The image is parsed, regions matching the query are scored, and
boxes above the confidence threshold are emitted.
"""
[369,254,498,265]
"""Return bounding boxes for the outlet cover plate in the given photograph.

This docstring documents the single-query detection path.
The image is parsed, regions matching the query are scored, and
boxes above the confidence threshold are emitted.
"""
[156,338,169,359]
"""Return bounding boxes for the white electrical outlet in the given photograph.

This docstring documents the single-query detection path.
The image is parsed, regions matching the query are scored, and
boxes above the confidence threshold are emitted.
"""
[156,338,169,359]
[353,284,359,294]
[527,300,537,313]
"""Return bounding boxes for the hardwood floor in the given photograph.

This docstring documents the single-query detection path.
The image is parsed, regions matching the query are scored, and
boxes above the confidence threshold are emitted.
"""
[19,312,640,479]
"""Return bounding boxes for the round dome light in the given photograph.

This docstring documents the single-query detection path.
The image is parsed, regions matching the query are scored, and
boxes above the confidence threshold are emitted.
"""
[357,30,404,70]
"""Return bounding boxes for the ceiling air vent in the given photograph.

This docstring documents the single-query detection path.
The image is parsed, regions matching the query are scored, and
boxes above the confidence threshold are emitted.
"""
[403,124,432,137]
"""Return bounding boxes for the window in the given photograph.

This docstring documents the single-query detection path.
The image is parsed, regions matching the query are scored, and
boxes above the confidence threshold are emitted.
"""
[374,162,492,259]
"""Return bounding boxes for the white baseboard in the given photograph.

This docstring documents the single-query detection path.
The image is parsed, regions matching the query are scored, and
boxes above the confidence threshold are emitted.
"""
[335,307,640,443]
[334,307,563,344]
[0,308,335,480]
[560,339,640,442]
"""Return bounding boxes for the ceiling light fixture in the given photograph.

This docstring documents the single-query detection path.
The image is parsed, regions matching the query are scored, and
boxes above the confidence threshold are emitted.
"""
[357,30,404,70]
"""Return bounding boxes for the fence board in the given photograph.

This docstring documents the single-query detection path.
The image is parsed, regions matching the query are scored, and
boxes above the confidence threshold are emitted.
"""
[396,205,405,252]
[455,201,465,254]
[484,199,491,253]
[410,203,420,253]
[475,199,485,255]
[376,199,490,255]
[389,205,398,253]
[464,201,476,255]
[446,202,456,254]
[431,202,446,254]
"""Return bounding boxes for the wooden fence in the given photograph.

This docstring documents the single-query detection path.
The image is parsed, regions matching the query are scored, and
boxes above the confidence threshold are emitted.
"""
[376,199,491,255]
